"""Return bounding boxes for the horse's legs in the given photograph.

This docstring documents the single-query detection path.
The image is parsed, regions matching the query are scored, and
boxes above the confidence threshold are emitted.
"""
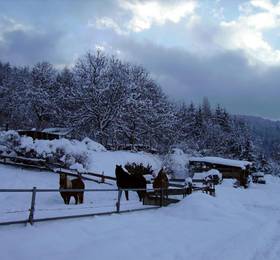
[137,191,142,201]
[74,194,78,204]
[125,190,129,200]
[77,193,83,204]
[66,195,70,204]
[80,193,84,204]
[61,193,69,204]
[63,195,67,204]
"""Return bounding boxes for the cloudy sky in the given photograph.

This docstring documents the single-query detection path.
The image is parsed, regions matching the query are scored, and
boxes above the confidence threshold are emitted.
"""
[1,0,280,119]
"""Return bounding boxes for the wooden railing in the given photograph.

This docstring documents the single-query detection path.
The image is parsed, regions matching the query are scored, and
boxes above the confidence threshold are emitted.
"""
[0,154,116,184]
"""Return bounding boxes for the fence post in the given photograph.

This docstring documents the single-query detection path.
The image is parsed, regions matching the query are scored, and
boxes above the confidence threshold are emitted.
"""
[28,187,37,225]
[116,190,122,213]
[212,184,216,197]
[101,172,105,183]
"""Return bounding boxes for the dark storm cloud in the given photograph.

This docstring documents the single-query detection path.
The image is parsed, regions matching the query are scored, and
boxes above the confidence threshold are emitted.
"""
[109,36,280,119]
[0,0,120,65]
[0,28,66,65]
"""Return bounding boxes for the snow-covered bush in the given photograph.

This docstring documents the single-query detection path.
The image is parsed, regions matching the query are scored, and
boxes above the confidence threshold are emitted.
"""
[204,169,222,184]
[124,162,153,176]
[0,131,21,154]
[18,137,95,169]
[0,131,107,171]
[193,169,222,185]
[81,137,106,152]
[163,148,190,178]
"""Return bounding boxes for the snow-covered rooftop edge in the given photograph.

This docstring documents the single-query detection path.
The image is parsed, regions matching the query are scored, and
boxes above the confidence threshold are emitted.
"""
[189,156,252,169]
[42,127,72,135]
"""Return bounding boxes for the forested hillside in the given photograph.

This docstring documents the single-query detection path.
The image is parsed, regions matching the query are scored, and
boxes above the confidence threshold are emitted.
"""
[0,51,279,173]
[237,115,280,171]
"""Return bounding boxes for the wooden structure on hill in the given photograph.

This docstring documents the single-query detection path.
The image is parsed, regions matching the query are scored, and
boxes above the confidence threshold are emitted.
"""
[18,128,72,140]
[107,143,158,154]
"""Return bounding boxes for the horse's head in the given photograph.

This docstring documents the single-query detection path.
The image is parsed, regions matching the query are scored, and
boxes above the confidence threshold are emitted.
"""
[158,168,164,178]
[156,168,169,186]
[116,165,122,170]
[115,165,123,175]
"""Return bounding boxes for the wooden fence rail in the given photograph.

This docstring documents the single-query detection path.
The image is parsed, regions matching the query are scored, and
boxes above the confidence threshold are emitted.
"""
[0,154,116,184]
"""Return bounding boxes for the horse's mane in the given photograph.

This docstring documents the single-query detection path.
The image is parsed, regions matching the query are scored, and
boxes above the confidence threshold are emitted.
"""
[66,177,72,189]
[122,166,132,175]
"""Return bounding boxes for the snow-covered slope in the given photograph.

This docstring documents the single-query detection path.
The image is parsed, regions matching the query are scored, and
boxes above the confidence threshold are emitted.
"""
[0,131,163,176]
[1,164,280,260]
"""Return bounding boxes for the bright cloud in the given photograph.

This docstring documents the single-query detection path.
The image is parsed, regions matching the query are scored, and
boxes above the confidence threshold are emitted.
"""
[0,16,29,41]
[250,0,274,10]
[216,0,280,65]
[94,0,197,34]
[120,0,197,32]
[92,17,127,35]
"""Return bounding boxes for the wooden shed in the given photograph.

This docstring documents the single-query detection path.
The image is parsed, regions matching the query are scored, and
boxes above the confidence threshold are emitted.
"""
[189,157,252,180]
[18,128,72,140]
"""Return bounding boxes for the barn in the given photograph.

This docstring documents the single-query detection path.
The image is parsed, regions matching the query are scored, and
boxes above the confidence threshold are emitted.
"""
[189,157,252,180]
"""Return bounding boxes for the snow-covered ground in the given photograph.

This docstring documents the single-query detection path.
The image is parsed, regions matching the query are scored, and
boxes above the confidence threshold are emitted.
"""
[1,164,280,260]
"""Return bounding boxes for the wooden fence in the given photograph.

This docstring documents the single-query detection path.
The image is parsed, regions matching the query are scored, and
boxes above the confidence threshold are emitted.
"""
[0,182,215,227]
[0,154,116,184]
[0,155,216,226]
[0,187,180,226]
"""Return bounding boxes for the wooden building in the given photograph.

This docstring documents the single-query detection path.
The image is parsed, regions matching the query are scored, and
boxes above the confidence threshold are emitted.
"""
[18,128,72,140]
[189,157,252,180]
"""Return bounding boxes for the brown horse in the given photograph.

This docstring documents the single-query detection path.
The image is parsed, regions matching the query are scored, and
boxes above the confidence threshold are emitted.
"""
[59,174,85,204]
[153,168,169,198]
[115,165,147,201]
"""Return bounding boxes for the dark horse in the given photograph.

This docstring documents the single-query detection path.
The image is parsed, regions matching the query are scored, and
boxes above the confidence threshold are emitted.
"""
[115,165,147,201]
[153,168,169,198]
[59,174,85,204]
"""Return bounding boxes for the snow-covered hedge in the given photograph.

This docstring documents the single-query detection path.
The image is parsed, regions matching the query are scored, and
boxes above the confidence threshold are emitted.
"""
[0,131,107,171]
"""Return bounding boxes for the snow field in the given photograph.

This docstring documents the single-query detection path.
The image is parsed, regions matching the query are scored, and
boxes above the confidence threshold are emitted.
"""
[2,176,280,260]
[1,157,280,259]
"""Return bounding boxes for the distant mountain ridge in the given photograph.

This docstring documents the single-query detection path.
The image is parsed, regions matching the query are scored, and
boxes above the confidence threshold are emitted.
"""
[236,115,280,155]
[237,115,280,137]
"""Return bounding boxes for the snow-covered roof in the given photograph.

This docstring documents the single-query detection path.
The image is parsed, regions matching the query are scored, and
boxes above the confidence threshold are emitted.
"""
[42,128,72,136]
[189,157,252,169]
